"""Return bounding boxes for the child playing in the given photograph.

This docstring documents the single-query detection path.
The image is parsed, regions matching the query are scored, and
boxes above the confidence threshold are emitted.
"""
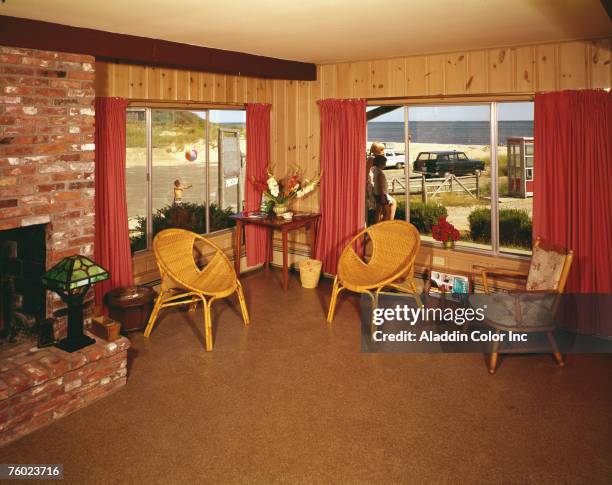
[173,179,192,205]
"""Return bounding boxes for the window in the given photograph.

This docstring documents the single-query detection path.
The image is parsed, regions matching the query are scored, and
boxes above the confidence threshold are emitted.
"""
[126,109,147,252]
[126,108,246,253]
[366,101,534,256]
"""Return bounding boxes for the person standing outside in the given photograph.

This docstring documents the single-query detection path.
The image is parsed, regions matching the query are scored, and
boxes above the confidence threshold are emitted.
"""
[372,153,397,221]
[366,142,385,224]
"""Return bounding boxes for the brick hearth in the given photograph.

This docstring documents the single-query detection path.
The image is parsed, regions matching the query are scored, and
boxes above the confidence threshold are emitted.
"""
[0,335,129,446]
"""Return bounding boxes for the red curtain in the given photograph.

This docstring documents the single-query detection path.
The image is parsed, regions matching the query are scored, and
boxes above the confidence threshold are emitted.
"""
[94,97,134,310]
[245,103,271,266]
[533,90,612,333]
[315,99,366,275]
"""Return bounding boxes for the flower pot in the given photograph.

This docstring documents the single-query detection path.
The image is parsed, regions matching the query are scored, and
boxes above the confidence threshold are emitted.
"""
[273,203,289,216]
[443,240,455,250]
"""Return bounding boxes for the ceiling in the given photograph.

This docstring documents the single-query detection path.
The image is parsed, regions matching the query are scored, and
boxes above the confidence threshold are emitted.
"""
[1,0,610,64]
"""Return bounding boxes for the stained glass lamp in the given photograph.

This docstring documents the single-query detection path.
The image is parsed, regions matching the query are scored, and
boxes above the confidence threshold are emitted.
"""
[41,255,109,352]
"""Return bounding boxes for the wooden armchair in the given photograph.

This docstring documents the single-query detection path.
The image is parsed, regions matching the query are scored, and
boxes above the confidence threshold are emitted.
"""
[473,237,574,373]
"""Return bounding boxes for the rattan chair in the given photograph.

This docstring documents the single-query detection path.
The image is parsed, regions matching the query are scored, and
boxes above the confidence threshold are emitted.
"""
[327,220,422,325]
[143,228,249,351]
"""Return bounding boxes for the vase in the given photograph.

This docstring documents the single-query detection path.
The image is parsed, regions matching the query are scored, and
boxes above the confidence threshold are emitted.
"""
[443,240,455,250]
[273,203,289,216]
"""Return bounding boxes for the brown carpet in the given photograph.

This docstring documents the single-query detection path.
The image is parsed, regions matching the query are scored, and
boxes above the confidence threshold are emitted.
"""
[1,270,611,484]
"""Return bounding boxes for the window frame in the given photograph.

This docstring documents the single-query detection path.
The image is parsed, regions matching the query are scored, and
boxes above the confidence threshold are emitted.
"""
[126,105,246,254]
[369,99,533,260]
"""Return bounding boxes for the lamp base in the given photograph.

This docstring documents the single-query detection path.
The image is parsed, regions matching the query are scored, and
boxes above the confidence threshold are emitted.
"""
[55,334,96,353]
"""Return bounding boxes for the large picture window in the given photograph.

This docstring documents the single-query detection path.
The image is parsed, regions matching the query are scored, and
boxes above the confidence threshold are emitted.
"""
[366,101,534,256]
[126,108,246,253]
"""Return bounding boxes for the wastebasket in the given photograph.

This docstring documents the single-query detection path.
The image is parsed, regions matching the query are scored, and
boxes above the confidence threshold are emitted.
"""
[299,259,322,288]
[106,286,157,333]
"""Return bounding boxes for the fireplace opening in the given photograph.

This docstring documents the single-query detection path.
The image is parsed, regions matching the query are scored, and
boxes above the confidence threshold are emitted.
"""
[0,224,47,344]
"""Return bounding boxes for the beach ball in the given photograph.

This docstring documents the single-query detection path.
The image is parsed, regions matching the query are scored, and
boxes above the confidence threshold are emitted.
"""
[185,148,198,161]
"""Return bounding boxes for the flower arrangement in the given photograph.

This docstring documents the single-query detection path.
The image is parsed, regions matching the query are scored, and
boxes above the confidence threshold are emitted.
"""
[253,168,321,206]
[432,216,460,245]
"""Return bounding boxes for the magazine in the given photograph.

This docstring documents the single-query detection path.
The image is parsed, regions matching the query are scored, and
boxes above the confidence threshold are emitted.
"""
[428,271,470,301]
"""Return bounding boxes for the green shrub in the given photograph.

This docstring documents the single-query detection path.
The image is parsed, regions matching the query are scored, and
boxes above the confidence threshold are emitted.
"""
[468,207,491,242]
[468,207,532,249]
[130,202,235,253]
[396,201,448,234]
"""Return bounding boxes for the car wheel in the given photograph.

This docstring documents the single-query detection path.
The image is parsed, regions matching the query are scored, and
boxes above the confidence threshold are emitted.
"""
[395,162,404,169]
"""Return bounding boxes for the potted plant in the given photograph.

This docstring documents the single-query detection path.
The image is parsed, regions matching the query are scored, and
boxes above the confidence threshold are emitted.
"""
[432,216,460,249]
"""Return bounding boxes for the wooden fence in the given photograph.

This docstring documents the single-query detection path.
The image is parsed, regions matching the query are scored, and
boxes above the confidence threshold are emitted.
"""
[388,172,481,202]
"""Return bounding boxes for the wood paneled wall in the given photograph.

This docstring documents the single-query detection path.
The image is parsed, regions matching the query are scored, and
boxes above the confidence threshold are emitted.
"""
[97,37,610,277]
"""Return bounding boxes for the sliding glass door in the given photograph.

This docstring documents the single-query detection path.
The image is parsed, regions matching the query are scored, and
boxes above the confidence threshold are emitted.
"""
[126,107,246,253]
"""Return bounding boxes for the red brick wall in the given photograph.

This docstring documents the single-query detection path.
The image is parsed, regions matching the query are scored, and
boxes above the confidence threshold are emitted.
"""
[0,46,96,325]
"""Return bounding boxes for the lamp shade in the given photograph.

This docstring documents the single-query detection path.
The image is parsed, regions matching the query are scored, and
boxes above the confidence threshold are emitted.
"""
[41,255,109,294]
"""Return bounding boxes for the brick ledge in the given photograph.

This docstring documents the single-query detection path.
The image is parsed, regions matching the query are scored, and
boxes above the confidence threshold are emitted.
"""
[0,334,130,400]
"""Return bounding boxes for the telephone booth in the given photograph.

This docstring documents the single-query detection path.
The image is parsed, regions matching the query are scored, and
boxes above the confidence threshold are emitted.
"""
[506,137,534,198]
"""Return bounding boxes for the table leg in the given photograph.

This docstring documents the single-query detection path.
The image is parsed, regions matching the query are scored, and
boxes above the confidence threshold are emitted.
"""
[309,221,317,259]
[265,227,273,271]
[234,220,242,276]
[282,228,289,291]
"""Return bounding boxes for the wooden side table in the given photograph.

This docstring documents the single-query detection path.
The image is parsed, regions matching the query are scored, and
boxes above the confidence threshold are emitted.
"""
[230,212,321,291]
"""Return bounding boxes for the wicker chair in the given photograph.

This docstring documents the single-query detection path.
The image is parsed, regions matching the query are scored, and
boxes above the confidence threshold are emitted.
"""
[327,220,422,326]
[143,228,249,351]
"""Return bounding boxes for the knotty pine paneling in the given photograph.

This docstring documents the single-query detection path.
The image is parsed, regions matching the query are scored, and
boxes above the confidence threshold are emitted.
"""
[466,50,488,93]
[590,38,611,88]
[427,54,446,95]
[405,55,428,96]
[515,46,535,92]
[535,44,558,91]
[558,41,588,89]
[445,53,467,95]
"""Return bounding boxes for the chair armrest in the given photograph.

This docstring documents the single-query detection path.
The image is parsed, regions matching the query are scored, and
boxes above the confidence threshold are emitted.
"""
[473,265,528,294]
[473,266,529,278]
[508,289,557,294]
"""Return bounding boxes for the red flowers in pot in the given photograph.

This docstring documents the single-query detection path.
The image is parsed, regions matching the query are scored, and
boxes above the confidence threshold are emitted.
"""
[432,216,460,244]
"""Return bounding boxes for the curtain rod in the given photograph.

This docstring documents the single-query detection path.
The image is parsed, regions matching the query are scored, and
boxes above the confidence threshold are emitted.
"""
[367,92,535,102]
[127,99,247,108]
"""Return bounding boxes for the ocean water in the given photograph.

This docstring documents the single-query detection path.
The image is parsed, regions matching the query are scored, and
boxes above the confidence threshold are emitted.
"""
[367,121,533,145]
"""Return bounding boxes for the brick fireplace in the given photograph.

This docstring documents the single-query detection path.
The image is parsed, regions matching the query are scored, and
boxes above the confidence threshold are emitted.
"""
[0,45,96,333]
[0,46,129,445]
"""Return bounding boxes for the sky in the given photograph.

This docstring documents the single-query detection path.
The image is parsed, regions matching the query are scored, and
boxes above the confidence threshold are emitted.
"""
[195,110,246,123]
[367,102,534,121]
